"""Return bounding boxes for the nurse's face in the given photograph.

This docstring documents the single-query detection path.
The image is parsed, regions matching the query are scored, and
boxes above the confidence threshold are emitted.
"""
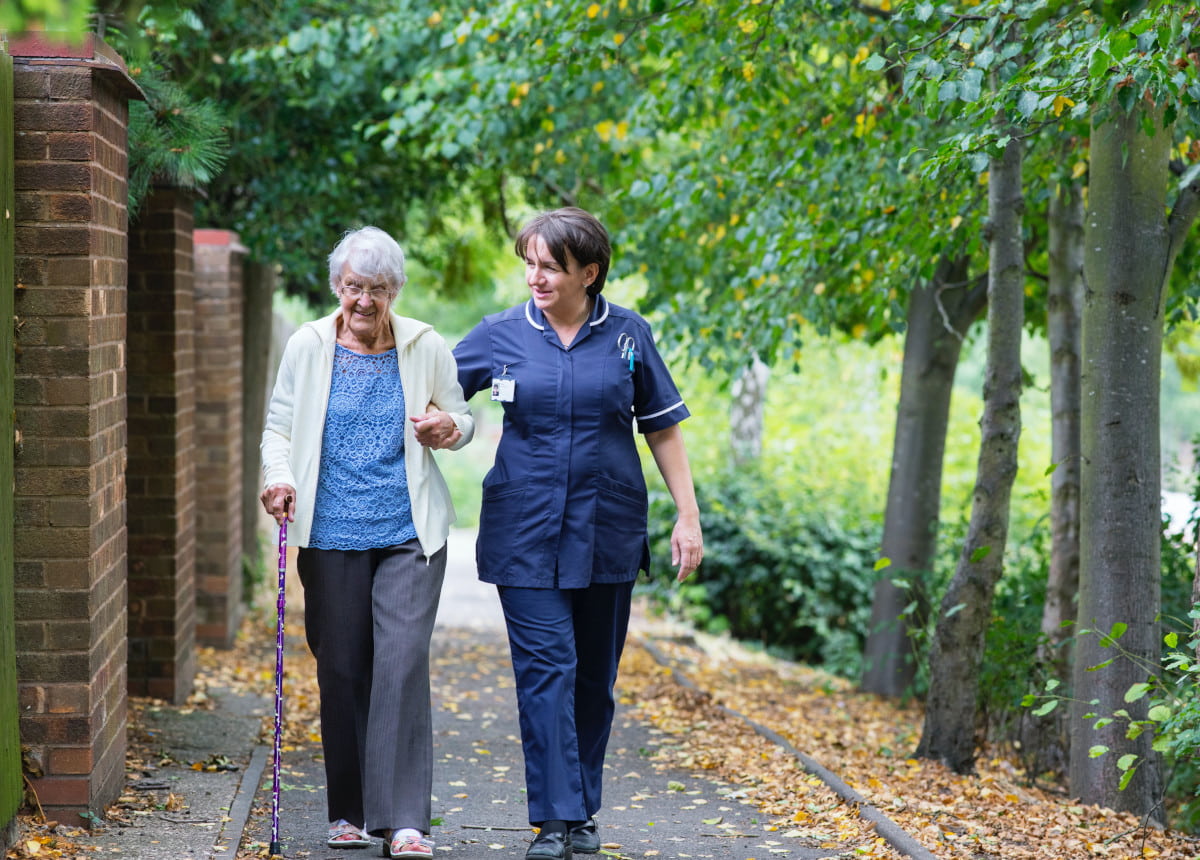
[524,234,597,321]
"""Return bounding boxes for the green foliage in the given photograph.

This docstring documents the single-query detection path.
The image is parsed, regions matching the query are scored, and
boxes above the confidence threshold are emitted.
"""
[643,467,880,679]
[0,0,90,34]
[126,70,228,216]
[1017,516,1200,828]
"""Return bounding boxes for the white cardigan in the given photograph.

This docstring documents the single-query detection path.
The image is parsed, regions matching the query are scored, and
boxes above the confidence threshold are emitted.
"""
[260,309,475,556]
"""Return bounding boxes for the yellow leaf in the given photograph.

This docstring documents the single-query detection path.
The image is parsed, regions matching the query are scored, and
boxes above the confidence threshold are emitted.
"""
[26,840,42,855]
[427,11,443,25]
[852,46,870,66]
[738,18,757,34]
[613,33,625,46]
[587,2,601,17]
[1052,94,1075,117]
[950,215,963,230]
[1072,161,1087,179]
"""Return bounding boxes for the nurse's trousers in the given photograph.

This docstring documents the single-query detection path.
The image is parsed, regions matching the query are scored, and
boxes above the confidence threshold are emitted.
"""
[498,581,635,824]
[298,541,446,836]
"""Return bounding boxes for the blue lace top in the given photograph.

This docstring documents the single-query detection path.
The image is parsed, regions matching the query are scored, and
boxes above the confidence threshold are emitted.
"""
[309,345,417,550]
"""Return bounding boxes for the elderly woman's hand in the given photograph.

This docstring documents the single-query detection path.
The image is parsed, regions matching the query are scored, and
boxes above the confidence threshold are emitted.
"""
[261,483,296,525]
[411,408,462,450]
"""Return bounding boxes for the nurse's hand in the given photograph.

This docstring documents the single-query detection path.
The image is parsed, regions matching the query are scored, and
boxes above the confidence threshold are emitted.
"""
[412,408,462,449]
[261,483,296,526]
[671,515,703,582]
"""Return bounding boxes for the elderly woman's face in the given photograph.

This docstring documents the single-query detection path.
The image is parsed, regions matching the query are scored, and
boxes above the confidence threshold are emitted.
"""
[336,265,394,346]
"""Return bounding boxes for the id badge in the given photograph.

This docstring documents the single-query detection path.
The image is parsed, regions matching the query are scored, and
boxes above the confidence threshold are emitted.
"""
[491,374,515,403]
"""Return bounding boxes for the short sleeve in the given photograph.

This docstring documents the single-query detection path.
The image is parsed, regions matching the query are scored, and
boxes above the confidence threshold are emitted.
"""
[453,319,493,400]
[631,321,690,434]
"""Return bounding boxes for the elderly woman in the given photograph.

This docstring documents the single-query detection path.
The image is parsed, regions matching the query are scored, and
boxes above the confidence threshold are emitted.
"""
[260,226,473,858]
[453,207,703,860]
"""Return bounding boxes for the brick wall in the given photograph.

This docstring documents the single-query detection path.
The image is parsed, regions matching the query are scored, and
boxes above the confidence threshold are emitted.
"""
[126,187,196,702]
[10,35,141,824]
[193,230,245,647]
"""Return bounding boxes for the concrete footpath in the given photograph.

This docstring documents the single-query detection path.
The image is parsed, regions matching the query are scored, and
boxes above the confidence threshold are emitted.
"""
[71,531,927,860]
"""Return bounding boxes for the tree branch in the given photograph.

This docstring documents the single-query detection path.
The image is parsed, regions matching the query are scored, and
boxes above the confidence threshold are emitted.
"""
[1166,167,1200,260]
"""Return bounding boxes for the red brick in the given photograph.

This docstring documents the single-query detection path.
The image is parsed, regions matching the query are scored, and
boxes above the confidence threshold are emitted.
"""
[48,192,93,220]
[27,776,89,807]
[15,102,93,133]
[13,162,91,192]
[48,747,94,775]
[15,225,90,255]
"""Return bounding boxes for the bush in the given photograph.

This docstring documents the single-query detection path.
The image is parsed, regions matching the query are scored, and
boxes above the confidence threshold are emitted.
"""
[642,466,880,678]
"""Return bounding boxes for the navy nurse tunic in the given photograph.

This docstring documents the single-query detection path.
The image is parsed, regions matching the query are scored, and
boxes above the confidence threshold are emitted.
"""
[453,296,690,589]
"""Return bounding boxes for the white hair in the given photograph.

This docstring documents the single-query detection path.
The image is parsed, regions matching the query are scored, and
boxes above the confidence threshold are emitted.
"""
[327,226,407,298]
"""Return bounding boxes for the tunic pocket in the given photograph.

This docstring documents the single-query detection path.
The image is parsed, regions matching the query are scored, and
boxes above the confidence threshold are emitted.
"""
[593,476,649,576]
[477,477,529,581]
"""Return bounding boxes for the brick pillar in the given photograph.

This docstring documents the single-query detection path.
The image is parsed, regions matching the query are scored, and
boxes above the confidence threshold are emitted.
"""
[193,229,245,647]
[10,34,141,825]
[126,187,196,701]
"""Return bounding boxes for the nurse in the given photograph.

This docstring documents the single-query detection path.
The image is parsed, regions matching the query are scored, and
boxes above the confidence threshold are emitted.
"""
[453,207,704,860]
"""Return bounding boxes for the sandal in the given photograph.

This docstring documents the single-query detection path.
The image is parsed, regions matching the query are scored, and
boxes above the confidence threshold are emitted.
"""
[389,832,434,859]
[328,819,371,849]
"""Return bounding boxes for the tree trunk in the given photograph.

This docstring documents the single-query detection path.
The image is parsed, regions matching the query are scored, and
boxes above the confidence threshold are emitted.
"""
[1069,104,1172,822]
[730,356,769,466]
[1041,178,1084,668]
[916,134,1024,773]
[861,257,985,697]
[1021,176,1084,779]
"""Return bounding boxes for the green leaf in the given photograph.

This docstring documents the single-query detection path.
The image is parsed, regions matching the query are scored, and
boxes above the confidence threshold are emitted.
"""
[874,557,891,571]
[1118,768,1136,790]
[1124,682,1151,703]
[1100,622,1128,646]
[1117,753,1138,771]
[1165,631,1179,648]
[915,2,935,22]
[1148,705,1172,722]
[1086,659,1114,672]
[1033,700,1059,716]
[864,54,886,72]
[1017,90,1039,117]
[969,545,991,563]
[960,68,983,103]
[1045,678,1061,692]
[938,80,959,102]
[1089,745,1110,758]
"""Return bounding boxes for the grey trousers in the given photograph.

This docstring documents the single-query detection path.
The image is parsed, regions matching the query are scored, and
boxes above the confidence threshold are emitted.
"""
[297,541,446,836]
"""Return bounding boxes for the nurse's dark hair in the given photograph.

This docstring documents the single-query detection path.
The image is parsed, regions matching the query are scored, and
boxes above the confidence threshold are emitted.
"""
[515,207,611,297]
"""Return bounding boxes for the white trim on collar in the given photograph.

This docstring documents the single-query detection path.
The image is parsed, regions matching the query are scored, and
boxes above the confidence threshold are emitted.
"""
[523,295,610,330]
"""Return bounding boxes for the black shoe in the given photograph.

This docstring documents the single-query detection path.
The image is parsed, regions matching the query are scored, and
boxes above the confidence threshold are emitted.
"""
[527,830,572,860]
[569,820,600,855]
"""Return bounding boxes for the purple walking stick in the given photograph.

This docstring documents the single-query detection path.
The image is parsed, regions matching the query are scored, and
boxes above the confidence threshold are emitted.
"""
[270,507,289,857]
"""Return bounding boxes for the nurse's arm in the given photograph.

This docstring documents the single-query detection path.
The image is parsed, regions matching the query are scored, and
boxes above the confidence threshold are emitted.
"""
[644,425,704,582]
